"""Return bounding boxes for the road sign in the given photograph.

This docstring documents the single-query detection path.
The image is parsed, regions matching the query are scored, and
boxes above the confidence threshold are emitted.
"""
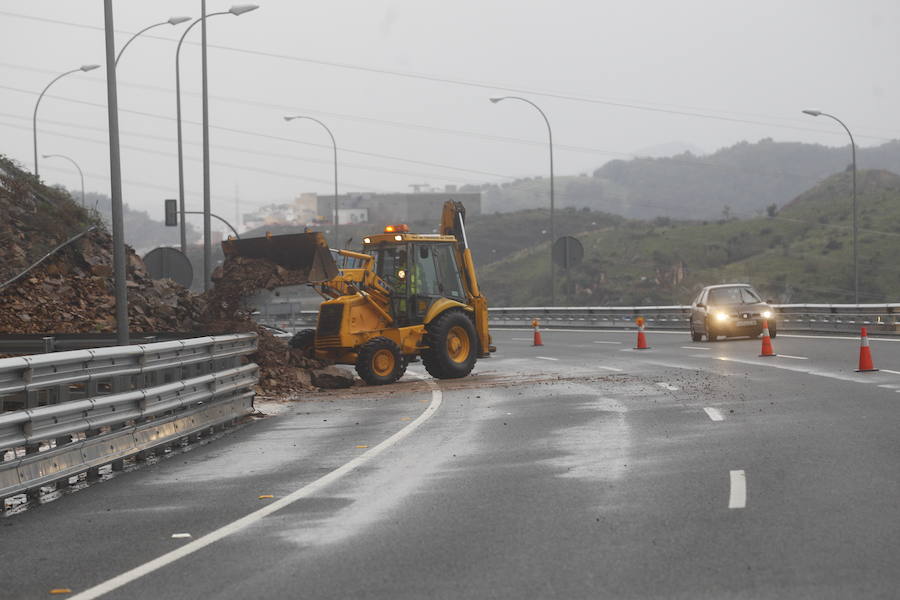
[552,236,584,269]
[143,247,193,288]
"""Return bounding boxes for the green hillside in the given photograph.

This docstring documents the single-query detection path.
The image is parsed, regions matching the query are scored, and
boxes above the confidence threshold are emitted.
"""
[478,169,900,306]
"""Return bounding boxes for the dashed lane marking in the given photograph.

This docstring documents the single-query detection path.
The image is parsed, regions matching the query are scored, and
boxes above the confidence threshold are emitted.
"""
[703,407,724,421]
[67,377,444,600]
[596,366,623,372]
[535,356,559,361]
[682,346,711,350]
[777,354,809,360]
[881,369,900,375]
[729,470,746,509]
[593,341,623,344]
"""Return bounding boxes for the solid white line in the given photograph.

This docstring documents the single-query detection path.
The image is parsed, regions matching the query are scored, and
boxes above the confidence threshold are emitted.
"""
[729,470,746,509]
[682,346,711,350]
[656,382,679,391]
[596,365,623,372]
[535,356,559,361]
[69,380,444,600]
[704,407,724,421]
[777,354,809,360]
[881,369,900,375]
[593,341,623,345]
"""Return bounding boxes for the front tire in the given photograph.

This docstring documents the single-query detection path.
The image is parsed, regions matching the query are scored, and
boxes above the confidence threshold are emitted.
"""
[769,325,777,339]
[289,328,316,357]
[422,309,477,379]
[356,337,406,385]
[690,324,702,342]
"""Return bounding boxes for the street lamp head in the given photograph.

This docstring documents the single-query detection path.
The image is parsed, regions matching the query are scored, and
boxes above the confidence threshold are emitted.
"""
[802,109,822,117]
[80,64,101,72]
[489,97,504,104]
[168,16,192,25]
[229,4,259,16]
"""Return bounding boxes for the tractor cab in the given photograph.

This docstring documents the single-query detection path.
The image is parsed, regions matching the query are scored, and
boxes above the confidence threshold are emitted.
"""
[363,226,467,327]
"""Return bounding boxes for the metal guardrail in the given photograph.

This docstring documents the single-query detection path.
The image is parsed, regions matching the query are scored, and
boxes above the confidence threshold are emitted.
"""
[257,304,900,336]
[0,333,258,505]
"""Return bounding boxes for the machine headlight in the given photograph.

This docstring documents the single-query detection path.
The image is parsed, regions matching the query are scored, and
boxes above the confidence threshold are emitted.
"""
[762,310,772,319]
[715,311,729,322]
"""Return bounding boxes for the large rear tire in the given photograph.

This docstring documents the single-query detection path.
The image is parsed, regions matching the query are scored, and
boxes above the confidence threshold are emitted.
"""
[422,309,477,379]
[289,328,316,357]
[356,337,406,385]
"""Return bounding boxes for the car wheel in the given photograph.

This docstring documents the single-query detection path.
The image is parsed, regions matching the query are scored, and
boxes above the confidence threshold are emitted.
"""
[705,320,718,342]
[769,325,777,339]
[690,324,702,342]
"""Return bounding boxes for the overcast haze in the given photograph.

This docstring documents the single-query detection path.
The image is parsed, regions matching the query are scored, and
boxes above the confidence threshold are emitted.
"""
[2,1,899,232]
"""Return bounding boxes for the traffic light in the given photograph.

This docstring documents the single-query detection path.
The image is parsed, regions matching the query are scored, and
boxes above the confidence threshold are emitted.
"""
[164,199,177,226]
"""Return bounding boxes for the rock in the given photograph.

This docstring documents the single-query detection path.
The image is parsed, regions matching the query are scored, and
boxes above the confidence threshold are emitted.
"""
[311,365,356,389]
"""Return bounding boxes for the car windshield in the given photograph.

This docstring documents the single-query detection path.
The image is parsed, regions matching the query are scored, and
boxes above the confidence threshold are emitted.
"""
[708,287,759,305]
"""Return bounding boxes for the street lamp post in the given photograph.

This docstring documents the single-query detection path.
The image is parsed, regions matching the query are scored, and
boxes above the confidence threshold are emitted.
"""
[175,4,257,265]
[283,115,340,247]
[490,96,556,306]
[803,109,858,303]
[33,64,99,178]
[43,154,85,207]
[115,16,191,67]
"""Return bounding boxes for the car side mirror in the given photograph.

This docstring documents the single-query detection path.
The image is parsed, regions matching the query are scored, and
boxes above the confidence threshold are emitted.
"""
[696,303,705,308]
[766,299,773,304]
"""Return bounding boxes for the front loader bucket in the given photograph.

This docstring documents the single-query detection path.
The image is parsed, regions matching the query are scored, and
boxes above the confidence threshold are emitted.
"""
[221,232,339,283]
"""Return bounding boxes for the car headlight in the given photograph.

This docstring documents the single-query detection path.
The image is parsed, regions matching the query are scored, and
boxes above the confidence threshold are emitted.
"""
[762,310,772,319]
[715,311,729,322]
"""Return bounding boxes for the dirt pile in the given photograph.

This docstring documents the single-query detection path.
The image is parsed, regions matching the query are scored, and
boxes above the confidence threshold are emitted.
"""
[0,156,339,397]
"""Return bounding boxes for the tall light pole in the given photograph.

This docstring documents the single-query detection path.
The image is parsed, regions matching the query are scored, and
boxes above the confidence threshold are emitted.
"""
[803,109,858,303]
[43,154,85,207]
[284,115,340,247]
[175,5,257,264]
[33,64,99,179]
[103,0,129,346]
[490,96,556,306]
[115,16,191,67]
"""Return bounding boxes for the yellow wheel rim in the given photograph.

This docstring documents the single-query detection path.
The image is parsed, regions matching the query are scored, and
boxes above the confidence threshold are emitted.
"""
[446,325,471,363]
[372,349,395,377]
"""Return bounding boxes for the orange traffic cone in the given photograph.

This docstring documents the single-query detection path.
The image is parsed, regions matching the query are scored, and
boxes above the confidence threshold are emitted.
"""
[532,319,544,347]
[634,317,650,350]
[759,320,776,357]
[856,327,878,372]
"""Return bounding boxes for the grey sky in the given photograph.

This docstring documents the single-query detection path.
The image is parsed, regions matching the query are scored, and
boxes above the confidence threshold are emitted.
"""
[1,1,898,231]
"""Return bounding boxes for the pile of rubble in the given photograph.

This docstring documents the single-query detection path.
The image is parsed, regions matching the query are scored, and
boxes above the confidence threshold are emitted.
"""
[0,156,350,396]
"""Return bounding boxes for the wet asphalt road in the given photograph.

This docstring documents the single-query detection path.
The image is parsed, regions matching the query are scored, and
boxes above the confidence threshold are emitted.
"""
[5,328,900,599]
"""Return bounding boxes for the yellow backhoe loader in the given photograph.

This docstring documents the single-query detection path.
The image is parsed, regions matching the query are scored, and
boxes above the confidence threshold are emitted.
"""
[222,200,494,385]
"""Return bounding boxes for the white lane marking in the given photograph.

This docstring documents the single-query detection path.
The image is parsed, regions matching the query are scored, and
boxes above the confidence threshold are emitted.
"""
[881,369,900,375]
[69,379,444,600]
[777,354,809,360]
[498,328,900,342]
[656,382,679,391]
[170,533,191,539]
[729,470,746,509]
[682,346,711,350]
[535,356,559,361]
[596,366,623,372]
[593,341,623,345]
[704,407,724,421]
[878,384,900,389]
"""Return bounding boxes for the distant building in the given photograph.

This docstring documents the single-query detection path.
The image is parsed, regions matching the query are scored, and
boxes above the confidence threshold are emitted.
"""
[318,186,481,226]
[241,187,480,230]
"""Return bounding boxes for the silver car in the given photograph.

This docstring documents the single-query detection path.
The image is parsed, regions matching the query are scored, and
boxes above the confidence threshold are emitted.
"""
[689,284,776,342]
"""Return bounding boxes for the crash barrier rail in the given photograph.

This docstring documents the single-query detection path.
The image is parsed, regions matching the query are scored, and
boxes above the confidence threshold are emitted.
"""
[0,333,258,504]
[0,332,196,355]
[257,305,900,336]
